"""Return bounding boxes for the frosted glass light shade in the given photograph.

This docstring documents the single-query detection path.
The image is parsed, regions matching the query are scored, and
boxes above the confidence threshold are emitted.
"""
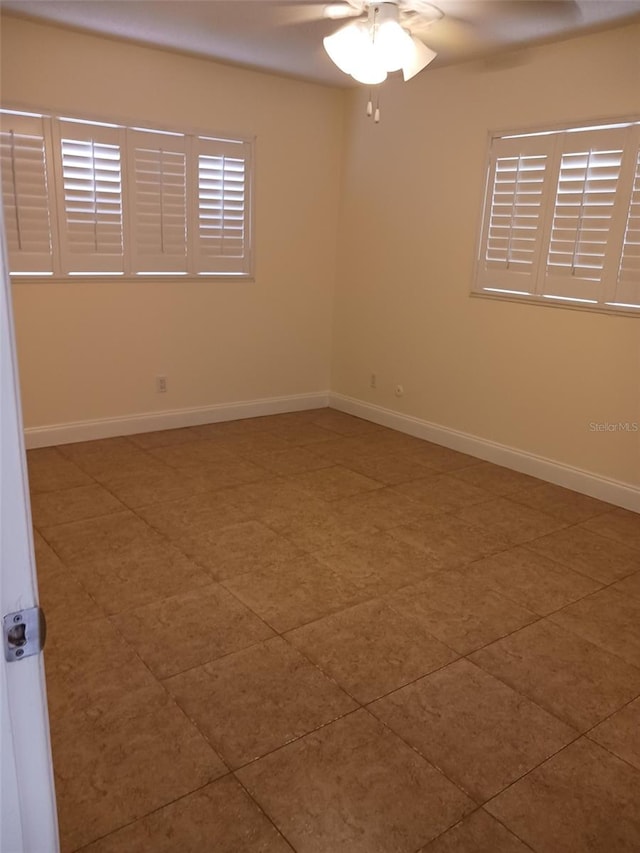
[402,36,437,80]
[375,20,414,72]
[323,22,387,84]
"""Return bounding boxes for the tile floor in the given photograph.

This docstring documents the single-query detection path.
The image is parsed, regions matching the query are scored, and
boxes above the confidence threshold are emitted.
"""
[28,408,640,853]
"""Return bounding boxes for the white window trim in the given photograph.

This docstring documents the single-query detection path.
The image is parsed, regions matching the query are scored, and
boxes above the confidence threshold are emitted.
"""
[472,117,640,316]
[0,105,255,282]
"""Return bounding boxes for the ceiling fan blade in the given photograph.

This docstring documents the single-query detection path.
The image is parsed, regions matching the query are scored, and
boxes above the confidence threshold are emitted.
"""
[486,0,581,21]
[409,15,484,54]
[274,0,363,26]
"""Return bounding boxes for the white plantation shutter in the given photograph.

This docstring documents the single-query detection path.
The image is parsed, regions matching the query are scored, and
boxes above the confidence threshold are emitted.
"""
[195,137,251,275]
[0,108,254,279]
[53,120,125,273]
[128,130,188,273]
[476,135,555,294]
[614,147,640,307]
[543,128,628,302]
[0,113,54,273]
[474,120,640,312]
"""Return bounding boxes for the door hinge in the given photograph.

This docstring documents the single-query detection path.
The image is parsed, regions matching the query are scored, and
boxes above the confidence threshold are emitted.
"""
[3,607,46,662]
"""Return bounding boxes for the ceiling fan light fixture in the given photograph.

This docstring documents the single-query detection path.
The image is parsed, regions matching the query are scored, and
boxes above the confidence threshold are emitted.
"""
[323,21,388,83]
[375,19,414,71]
[402,35,437,80]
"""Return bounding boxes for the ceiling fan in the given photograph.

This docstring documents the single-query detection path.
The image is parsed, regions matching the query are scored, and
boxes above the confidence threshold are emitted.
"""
[303,0,581,86]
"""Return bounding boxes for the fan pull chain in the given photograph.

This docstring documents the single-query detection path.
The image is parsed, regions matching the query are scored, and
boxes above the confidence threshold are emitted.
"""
[365,91,381,123]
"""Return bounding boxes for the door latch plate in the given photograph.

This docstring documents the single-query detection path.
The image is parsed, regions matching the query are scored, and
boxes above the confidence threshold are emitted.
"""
[3,607,46,662]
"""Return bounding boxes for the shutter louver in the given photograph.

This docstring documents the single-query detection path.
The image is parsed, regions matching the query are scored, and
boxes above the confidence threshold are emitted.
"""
[0,113,54,273]
[544,128,627,302]
[195,139,251,275]
[614,149,640,308]
[476,135,554,295]
[129,131,187,273]
[54,121,124,273]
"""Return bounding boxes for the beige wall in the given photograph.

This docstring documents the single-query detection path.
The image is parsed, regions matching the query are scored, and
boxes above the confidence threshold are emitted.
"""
[2,15,639,488]
[332,22,640,486]
[1,15,344,425]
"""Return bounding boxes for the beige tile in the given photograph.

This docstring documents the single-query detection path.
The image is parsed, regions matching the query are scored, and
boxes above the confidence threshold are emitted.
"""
[389,571,537,655]
[612,570,640,599]
[464,546,602,616]
[27,447,93,493]
[401,442,481,472]
[589,697,640,771]
[222,476,311,517]
[30,484,125,527]
[333,487,426,531]
[40,510,159,565]
[128,426,203,449]
[147,438,237,469]
[549,588,640,668]
[486,738,640,853]
[419,809,531,852]
[33,530,66,578]
[315,531,440,596]
[37,568,102,629]
[510,482,613,524]
[342,453,436,486]
[215,432,294,456]
[310,436,382,466]
[177,520,304,580]
[286,599,457,703]
[180,457,269,491]
[455,498,568,545]
[525,526,640,583]
[450,462,540,497]
[57,437,159,479]
[371,659,575,803]
[82,776,293,853]
[393,474,493,514]
[98,464,208,508]
[261,496,376,552]
[470,619,640,731]
[251,446,332,475]
[262,421,339,446]
[52,688,226,851]
[135,491,247,541]
[236,709,474,853]
[223,554,368,632]
[581,508,640,549]
[165,636,357,768]
[389,514,511,570]
[41,513,212,614]
[112,584,275,678]
[309,409,383,436]
[288,465,382,502]
[44,617,163,720]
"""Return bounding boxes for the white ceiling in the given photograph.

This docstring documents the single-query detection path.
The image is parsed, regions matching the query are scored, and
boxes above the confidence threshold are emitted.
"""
[3,0,640,86]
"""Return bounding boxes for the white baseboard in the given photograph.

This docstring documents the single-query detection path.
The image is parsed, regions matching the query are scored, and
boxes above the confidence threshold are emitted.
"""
[24,392,331,449]
[330,392,640,514]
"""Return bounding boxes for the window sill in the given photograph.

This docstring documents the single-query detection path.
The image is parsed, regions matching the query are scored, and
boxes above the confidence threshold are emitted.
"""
[470,290,640,319]
[10,274,255,285]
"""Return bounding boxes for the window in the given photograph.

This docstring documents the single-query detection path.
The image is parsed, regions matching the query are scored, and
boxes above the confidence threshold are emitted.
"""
[473,119,640,313]
[0,109,253,279]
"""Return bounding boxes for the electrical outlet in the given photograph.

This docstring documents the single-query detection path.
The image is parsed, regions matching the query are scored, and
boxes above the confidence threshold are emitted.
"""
[370,373,377,389]
[156,375,168,393]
